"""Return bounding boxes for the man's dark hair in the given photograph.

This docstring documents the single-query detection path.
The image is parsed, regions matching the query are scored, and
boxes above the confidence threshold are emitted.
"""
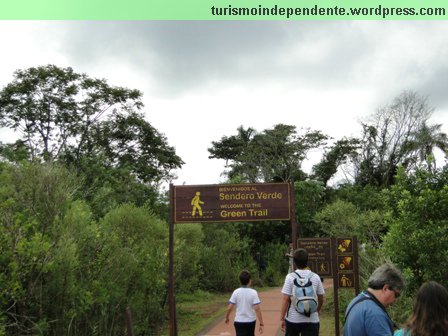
[239,270,251,286]
[293,248,308,269]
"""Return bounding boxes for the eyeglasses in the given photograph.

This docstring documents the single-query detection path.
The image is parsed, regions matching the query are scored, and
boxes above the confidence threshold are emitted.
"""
[389,287,401,298]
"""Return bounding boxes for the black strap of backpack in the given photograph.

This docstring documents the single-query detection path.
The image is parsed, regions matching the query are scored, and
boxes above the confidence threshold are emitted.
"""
[293,270,314,281]
[345,290,397,332]
[344,293,371,321]
[286,272,300,318]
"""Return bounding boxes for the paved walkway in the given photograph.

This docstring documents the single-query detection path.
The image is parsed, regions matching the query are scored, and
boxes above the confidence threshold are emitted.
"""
[197,280,334,336]
[197,287,284,336]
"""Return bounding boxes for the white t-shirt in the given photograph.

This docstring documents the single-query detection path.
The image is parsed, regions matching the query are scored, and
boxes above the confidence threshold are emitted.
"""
[228,287,261,323]
[281,270,325,323]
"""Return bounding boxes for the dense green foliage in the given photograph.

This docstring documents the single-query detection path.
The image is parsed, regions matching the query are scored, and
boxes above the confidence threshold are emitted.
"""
[0,163,169,335]
[383,167,448,291]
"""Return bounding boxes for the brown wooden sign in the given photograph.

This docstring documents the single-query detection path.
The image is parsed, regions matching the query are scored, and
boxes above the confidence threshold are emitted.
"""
[173,183,291,223]
[297,238,334,277]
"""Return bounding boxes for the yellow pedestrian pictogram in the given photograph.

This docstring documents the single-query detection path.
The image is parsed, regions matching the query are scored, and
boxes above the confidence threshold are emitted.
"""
[320,263,327,272]
[338,239,352,253]
[191,191,204,216]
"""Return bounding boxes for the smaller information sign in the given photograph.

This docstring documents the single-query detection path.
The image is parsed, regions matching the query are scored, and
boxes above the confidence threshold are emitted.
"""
[335,237,357,289]
[297,238,334,277]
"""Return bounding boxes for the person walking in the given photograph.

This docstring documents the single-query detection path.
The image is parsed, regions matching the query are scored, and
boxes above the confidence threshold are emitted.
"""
[343,263,405,336]
[225,270,264,335]
[279,248,325,336]
[394,281,448,336]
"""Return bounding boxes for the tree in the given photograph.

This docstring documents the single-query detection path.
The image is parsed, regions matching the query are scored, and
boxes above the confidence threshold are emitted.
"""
[0,140,30,162]
[0,65,183,186]
[0,162,79,335]
[314,199,387,246]
[199,223,252,291]
[383,166,448,290]
[402,121,448,172]
[295,180,327,237]
[0,65,138,160]
[174,224,204,292]
[354,90,434,187]
[86,110,182,184]
[311,137,360,186]
[209,124,329,182]
[208,125,255,166]
[330,183,385,212]
[0,161,171,335]
[313,91,443,188]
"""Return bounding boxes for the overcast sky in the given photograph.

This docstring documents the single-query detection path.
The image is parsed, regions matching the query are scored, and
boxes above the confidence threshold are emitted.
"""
[1,21,447,186]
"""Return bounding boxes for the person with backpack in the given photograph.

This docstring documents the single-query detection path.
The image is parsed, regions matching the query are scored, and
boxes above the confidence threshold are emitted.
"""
[225,270,264,336]
[343,263,406,336]
[279,248,325,336]
[394,281,448,336]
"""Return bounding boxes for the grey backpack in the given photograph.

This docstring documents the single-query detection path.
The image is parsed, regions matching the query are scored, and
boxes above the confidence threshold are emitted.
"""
[291,271,318,317]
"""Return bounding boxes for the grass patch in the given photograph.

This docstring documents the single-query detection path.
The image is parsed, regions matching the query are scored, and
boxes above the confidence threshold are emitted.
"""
[161,287,273,335]
[320,310,337,336]
[320,287,339,336]
[162,289,230,335]
[321,285,362,335]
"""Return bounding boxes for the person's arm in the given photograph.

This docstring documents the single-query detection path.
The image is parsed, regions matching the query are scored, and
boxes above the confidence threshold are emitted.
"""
[314,273,325,313]
[280,294,290,332]
[254,304,264,334]
[317,294,324,313]
[225,303,234,324]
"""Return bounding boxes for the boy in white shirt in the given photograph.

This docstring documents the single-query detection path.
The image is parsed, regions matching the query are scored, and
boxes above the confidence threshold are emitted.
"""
[225,270,264,335]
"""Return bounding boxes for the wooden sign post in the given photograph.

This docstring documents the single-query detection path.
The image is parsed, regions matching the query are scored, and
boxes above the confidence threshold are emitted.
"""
[333,236,359,336]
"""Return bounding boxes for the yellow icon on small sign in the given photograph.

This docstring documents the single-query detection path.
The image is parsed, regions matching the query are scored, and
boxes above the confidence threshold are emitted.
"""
[339,256,352,269]
[320,263,327,272]
[340,274,353,287]
[338,239,352,253]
